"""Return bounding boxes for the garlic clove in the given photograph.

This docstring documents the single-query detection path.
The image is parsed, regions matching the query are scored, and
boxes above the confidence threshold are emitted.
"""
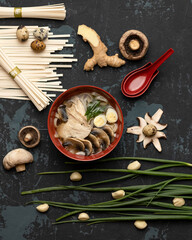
[134,220,147,229]
[70,171,82,181]
[127,161,141,170]
[112,190,125,199]
[173,197,185,207]
[36,203,49,213]
[78,212,90,221]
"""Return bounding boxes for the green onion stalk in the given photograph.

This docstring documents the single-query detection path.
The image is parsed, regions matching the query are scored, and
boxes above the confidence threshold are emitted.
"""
[21,157,192,224]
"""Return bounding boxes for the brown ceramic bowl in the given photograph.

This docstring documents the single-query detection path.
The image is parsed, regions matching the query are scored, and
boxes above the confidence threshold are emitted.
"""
[48,85,124,161]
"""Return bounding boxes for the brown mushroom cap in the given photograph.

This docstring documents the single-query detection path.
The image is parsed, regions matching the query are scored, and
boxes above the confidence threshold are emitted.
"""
[91,128,110,150]
[119,30,149,60]
[78,139,93,156]
[18,126,40,148]
[102,125,115,142]
[86,133,102,154]
[63,138,85,154]
[3,148,33,172]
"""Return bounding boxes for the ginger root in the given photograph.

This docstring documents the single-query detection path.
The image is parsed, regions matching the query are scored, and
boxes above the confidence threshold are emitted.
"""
[78,24,126,71]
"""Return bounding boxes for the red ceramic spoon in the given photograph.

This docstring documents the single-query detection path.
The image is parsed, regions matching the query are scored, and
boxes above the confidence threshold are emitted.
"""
[122,48,174,96]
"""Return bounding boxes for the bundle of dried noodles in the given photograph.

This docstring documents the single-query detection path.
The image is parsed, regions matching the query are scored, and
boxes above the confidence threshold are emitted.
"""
[0,3,66,20]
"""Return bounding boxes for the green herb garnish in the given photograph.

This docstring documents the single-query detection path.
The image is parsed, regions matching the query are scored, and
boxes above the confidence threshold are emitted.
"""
[85,100,106,121]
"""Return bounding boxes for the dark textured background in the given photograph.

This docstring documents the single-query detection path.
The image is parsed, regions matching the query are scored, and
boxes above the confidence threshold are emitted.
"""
[0,0,192,239]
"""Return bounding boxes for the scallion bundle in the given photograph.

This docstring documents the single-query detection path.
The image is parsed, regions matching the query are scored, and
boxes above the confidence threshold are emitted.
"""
[21,157,192,225]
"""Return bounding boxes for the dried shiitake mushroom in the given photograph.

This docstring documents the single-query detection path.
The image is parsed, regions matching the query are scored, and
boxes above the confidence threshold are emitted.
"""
[18,126,40,148]
[119,30,149,60]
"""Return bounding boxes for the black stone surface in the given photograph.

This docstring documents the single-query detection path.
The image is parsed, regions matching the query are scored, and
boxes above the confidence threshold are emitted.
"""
[1,0,192,239]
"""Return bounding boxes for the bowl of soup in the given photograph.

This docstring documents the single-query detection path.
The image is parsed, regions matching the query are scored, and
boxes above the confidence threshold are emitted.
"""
[48,85,124,161]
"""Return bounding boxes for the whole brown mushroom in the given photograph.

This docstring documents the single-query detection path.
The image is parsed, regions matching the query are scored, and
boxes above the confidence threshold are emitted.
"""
[119,30,149,60]
[18,126,40,148]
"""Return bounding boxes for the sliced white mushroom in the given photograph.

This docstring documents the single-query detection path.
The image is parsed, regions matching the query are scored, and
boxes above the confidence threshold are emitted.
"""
[143,137,152,149]
[138,117,147,128]
[151,108,163,122]
[136,133,145,143]
[145,111,167,130]
[127,126,142,135]
[152,138,162,152]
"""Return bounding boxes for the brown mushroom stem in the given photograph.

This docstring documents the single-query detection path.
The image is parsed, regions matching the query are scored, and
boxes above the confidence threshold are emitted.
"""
[16,164,26,172]
[24,133,33,142]
[129,39,140,51]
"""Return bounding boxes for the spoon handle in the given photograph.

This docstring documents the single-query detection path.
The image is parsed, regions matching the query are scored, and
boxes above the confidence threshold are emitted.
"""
[151,48,174,71]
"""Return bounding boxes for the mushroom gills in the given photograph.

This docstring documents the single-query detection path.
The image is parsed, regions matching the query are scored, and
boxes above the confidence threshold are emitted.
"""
[91,128,110,150]
[107,123,118,133]
[86,133,102,153]
[78,139,93,156]
[102,125,115,142]
[124,34,144,57]
[58,105,68,122]
[63,138,85,154]
[18,126,40,148]
[119,30,149,60]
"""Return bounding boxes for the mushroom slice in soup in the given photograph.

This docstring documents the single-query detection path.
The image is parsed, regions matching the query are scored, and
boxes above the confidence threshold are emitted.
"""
[78,139,93,156]
[86,134,102,153]
[58,105,68,122]
[107,123,118,133]
[102,125,115,142]
[91,128,110,150]
[63,138,85,154]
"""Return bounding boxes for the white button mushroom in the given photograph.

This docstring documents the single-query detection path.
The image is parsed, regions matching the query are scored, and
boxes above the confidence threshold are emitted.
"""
[127,161,141,170]
[78,212,90,221]
[70,172,82,181]
[134,220,148,229]
[3,148,33,172]
[36,203,49,213]
[112,190,125,199]
[173,198,185,207]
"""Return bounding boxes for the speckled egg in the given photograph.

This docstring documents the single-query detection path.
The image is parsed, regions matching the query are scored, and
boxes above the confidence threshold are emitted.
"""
[33,28,48,41]
[16,25,29,42]
[31,40,46,53]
